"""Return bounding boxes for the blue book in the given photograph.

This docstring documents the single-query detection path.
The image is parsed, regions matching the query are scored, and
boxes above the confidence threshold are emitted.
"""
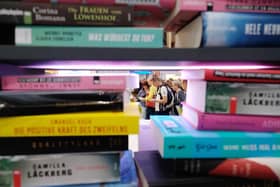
[175,12,280,48]
[151,115,280,158]
[44,150,138,187]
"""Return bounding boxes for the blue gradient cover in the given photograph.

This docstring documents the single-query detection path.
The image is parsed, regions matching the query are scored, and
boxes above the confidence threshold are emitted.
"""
[202,12,280,47]
[151,115,280,158]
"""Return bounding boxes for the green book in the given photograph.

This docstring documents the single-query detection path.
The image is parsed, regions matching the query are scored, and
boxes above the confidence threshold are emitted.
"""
[15,26,163,48]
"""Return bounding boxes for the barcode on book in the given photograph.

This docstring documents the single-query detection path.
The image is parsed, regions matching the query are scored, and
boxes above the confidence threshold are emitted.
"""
[115,0,159,6]
[15,28,32,44]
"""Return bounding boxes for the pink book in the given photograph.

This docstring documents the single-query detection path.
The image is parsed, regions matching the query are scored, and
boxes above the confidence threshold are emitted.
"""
[182,104,280,132]
[165,0,280,32]
[1,74,139,91]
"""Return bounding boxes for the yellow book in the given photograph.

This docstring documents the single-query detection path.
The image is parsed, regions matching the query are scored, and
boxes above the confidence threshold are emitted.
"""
[0,112,139,137]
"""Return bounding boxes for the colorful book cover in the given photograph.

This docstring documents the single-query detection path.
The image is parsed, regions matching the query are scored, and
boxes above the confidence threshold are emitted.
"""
[135,150,280,187]
[0,112,139,137]
[135,151,280,183]
[0,1,133,26]
[1,74,139,90]
[182,104,280,132]
[0,136,128,155]
[181,69,280,83]
[175,12,280,48]
[0,152,121,187]
[164,0,280,32]
[186,80,280,116]
[0,90,124,116]
[40,150,138,187]
[151,115,280,158]
[15,26,163,48]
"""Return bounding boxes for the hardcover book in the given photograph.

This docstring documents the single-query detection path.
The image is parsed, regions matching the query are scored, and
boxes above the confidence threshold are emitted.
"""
[0,152,121,187]
[151,115,280,158]
[0,136,128,155]
[134,150,279,187]
[181,69,280,83]
[15,26,163,48]
[0,111,139,137]
[0,90,123,116]
[0,1,133,26]
[164,0,280,32]
[182,104,280,132]
[1,74,139,90]
[186,80,280,116]
[175,12,280,48]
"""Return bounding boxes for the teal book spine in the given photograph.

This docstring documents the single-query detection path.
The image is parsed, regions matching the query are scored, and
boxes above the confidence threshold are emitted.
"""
[15,26,163,48]
[151,115,280,158]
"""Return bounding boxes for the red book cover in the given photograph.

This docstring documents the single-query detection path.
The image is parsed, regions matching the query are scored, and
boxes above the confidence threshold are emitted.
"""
[181,69,280,83]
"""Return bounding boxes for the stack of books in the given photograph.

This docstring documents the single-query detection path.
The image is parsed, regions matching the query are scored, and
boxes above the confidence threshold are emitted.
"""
[136,69,280,186]
[0,0,168,48]
[0,73,140,187]
[163,0,280,47]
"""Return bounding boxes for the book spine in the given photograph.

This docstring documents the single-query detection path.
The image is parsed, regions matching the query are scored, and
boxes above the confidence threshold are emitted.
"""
[181,0,280,13]
[0,112,139,136]
[165,157,280,181]
[152,117,280,158]
[199,81,280,116]
[0,1,133,26]
[2,75,129,90]
[202,12,280,47]
[165,0,280,32]
[183,104,280,132]
[204,70,280,83]
[0,136,128,155]
[23,0,176,10]
[15,26,163,48]
[0,152,121,186]
[0,91,124,116]
[181,69,280,83]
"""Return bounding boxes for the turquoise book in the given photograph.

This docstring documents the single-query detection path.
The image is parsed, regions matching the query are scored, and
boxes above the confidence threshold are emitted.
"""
[151,115,280,158]
[15,26,163,48]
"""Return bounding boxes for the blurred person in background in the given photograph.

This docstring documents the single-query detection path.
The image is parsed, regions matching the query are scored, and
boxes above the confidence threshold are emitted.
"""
[172,80,186,115]
[144,75,157,119]
[135,80,150,119]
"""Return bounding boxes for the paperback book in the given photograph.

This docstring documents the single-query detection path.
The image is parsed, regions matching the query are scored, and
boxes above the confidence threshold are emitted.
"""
[0,112,139,137]
[0,136,128,155]
[181,69,280,83]
[1,74,139,90]
[0,1,133,26]
[175,12,280,48]
[15,26,163,48]
[182,104,280,132]
[19,150,138,187]
[151,115,280,158]
[0,152,121,187]
[0,90,123,116]
[186,80,280,116]
[164,0,280,32]
[135,150,280,187]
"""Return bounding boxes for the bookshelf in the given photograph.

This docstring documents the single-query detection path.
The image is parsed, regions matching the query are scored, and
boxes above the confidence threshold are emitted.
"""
[0,46,279,69]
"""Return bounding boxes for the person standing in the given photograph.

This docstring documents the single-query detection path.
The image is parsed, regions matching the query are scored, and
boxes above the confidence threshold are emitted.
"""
[172,80,186,115]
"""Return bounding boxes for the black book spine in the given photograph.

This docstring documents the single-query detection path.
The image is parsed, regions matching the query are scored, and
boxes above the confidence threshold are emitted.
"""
[0,91,124,116]
[0,136,128,155]
[0,1,133,26]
